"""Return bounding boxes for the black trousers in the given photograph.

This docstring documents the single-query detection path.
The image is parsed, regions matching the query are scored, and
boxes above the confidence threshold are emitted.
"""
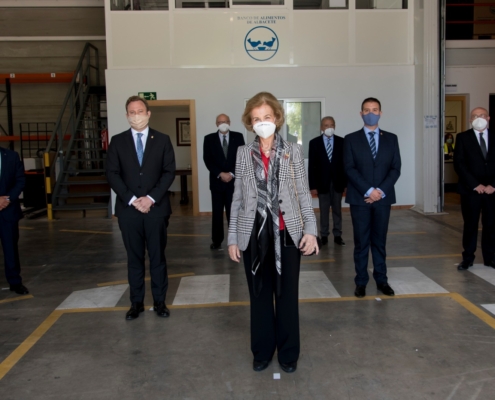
[461,192,495,264]
[118,215,169,304]
[242,231,301,364]
[211,187,234,245]
[350,203,391,287]
[0,219,22,286]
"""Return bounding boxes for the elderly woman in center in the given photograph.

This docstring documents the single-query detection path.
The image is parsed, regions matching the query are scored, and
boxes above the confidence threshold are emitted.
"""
[228,92,318,374]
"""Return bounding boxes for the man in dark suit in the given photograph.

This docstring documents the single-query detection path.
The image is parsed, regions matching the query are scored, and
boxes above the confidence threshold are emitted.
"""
[344,97,401,298]
[308,116,347,246]
[106,96,176,320]
[0,147,28,295]
[203,114,245,250]
[454,107,495,270]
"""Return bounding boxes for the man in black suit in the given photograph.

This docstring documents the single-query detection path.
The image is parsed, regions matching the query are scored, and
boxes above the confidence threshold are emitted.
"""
[308,116,347,246]
[203,114,245,250]
[0,147,28,295]
[344,98,401,298]
[454,107,495,270]
[106,96,176,320]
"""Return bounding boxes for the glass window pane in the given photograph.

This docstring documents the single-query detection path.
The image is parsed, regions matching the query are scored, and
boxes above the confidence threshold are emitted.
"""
[175,0,228,7]
[111,0,169,10]
[285,102,321,158]
[356,0,407,9]
[294,0,348,10]
[233,0,284,5]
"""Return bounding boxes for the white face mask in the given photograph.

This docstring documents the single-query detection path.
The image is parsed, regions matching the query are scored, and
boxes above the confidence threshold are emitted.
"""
[218,123,230,133]
[253,121,276,139]
[127,114,149,131]
[472,117,488,132]
[323,128,334,137]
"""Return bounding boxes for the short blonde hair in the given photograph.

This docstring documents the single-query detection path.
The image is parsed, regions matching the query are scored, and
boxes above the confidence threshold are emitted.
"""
[242,92,285,132]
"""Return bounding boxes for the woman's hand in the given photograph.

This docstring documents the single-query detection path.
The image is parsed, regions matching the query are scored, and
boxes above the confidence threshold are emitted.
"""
[299,234,319,256]
[228,244,241,263]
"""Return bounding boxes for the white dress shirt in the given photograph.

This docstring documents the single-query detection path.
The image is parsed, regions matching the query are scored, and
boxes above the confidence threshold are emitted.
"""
[474,128,489,149]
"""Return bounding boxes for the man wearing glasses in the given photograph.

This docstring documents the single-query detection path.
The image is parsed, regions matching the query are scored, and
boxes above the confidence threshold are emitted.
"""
[454,107,495,270]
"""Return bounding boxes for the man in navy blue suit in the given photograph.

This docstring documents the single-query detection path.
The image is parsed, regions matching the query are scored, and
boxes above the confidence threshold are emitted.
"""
[203,114,245,250]
[344,98,401,298]
[0,147,28,295]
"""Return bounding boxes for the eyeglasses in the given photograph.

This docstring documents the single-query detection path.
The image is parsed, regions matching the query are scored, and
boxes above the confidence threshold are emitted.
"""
[472,114,488,119]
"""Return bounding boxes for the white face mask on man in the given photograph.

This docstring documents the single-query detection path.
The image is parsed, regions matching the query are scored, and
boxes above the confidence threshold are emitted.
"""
[127,114,150,131]
[472,117,488,132]
[322,128,335,137]
[218,123,230,133]
[253,121,276,139]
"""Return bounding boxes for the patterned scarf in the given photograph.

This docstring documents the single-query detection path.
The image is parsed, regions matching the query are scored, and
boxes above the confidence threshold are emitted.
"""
[251,134,284,278]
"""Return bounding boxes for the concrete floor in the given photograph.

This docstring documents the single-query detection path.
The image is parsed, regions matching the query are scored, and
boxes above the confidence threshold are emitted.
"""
[1,201,495,399]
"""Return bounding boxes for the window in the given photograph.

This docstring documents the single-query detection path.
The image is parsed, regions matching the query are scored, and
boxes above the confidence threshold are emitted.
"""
[233,0,284,5]
[175,0,228,7]
[294,0,348,10]
[356,0,407,9]
[285,101,322,158]
[111,0,169,10]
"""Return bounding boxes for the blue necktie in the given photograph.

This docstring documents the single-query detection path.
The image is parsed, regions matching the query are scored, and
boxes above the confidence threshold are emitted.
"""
[326,137,333,162]
[136,133,144,166]
[368,132,377,159]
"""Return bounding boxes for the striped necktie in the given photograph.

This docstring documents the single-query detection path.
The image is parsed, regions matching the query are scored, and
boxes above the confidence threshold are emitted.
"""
[325,137,333,162]
[222,135,228,158]
[479,132,488,159]
[136,133,144,166]
[368,131,377,159]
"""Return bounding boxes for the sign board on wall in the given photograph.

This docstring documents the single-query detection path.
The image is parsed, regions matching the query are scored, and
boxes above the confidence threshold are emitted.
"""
[138,92,157,100]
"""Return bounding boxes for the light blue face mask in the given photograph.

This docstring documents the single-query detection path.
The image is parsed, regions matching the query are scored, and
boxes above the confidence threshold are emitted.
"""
[362,112,380,127]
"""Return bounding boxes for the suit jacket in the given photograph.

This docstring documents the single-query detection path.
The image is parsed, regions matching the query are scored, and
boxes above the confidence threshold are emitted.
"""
[343,129,401,206]
[106,128,176,218]
[228,137,317,251]
[308,134,347,194]
[454,129,495,195]
[203,130,245,191]
[0,147,25,222]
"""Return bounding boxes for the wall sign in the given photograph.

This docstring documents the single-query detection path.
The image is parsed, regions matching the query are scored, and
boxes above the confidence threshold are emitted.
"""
[244,26,279,61]
[138,92,157,100]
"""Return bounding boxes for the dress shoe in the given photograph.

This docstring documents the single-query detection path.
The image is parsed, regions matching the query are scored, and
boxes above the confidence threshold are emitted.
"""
[377,283,395,296]
[253,360,270,372]
[10,284,29,295]
[321,236,328,245]
[153,301,170,318]
[457,260,473,270]
[210,243,222,250]
[354,285,366,298]
[125,303,144,320]
[484,261,495,269]
[279,361,297,373]
[334,236,345,246]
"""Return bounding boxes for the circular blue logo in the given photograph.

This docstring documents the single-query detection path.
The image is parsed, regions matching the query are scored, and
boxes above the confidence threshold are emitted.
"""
[244,26,279,62]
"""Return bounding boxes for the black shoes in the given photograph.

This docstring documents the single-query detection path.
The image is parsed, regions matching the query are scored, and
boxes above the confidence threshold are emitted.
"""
[484,261,495,269]
[321,236,328,245]
[377,283,395,296]
[334,236,345,246]
[153,301,170,318]
[354,285,366,298]
[280,361,297,373]
[210,243,222,250]
[457,260,473,270]
[253,360,270,372]
[125,303,144,320]
[10,284,29,295]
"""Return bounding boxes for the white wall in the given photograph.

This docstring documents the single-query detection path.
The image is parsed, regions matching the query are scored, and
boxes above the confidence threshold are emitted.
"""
[106,66,416,212]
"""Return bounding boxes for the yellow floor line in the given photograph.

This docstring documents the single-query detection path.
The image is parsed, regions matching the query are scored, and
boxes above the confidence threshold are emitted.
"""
[0,310,64,380]
[0,295,33,305]
[60,229,112,235]
[168,234,209,237]
[18,227,35,230]
[388,231,427,235]
[301,259,335,264]
[450,293,495,330]
[97,272,195,287]
[387,254,461,260]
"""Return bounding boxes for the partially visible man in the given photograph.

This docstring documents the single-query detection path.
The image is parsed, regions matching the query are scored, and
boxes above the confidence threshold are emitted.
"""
[106,96,176,320]
[344,97,401,298]
[0,147,28,295]
[203,114,245,250]
[308,116,347,246]
[454,107,495,270]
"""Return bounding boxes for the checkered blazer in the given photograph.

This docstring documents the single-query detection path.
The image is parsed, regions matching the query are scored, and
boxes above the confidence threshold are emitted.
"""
[228,137,317,251]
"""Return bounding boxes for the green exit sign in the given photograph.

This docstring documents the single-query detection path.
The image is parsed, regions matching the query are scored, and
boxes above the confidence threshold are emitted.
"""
[138,92,157,101]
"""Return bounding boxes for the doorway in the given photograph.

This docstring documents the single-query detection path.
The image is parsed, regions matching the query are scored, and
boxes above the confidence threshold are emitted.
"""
[147,99,199,216]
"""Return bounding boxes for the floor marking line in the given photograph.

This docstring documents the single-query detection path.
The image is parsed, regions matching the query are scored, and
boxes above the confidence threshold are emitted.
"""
[168,234,209,237]
[450,293,495,331]
[388,231,427,235]
[96,272,195,287]
[18,227,35,230]
[301,259,335,264]
[387,254,461,260]
[0,295,33,304]
[0,310,63,381]
[60,229,112,235]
